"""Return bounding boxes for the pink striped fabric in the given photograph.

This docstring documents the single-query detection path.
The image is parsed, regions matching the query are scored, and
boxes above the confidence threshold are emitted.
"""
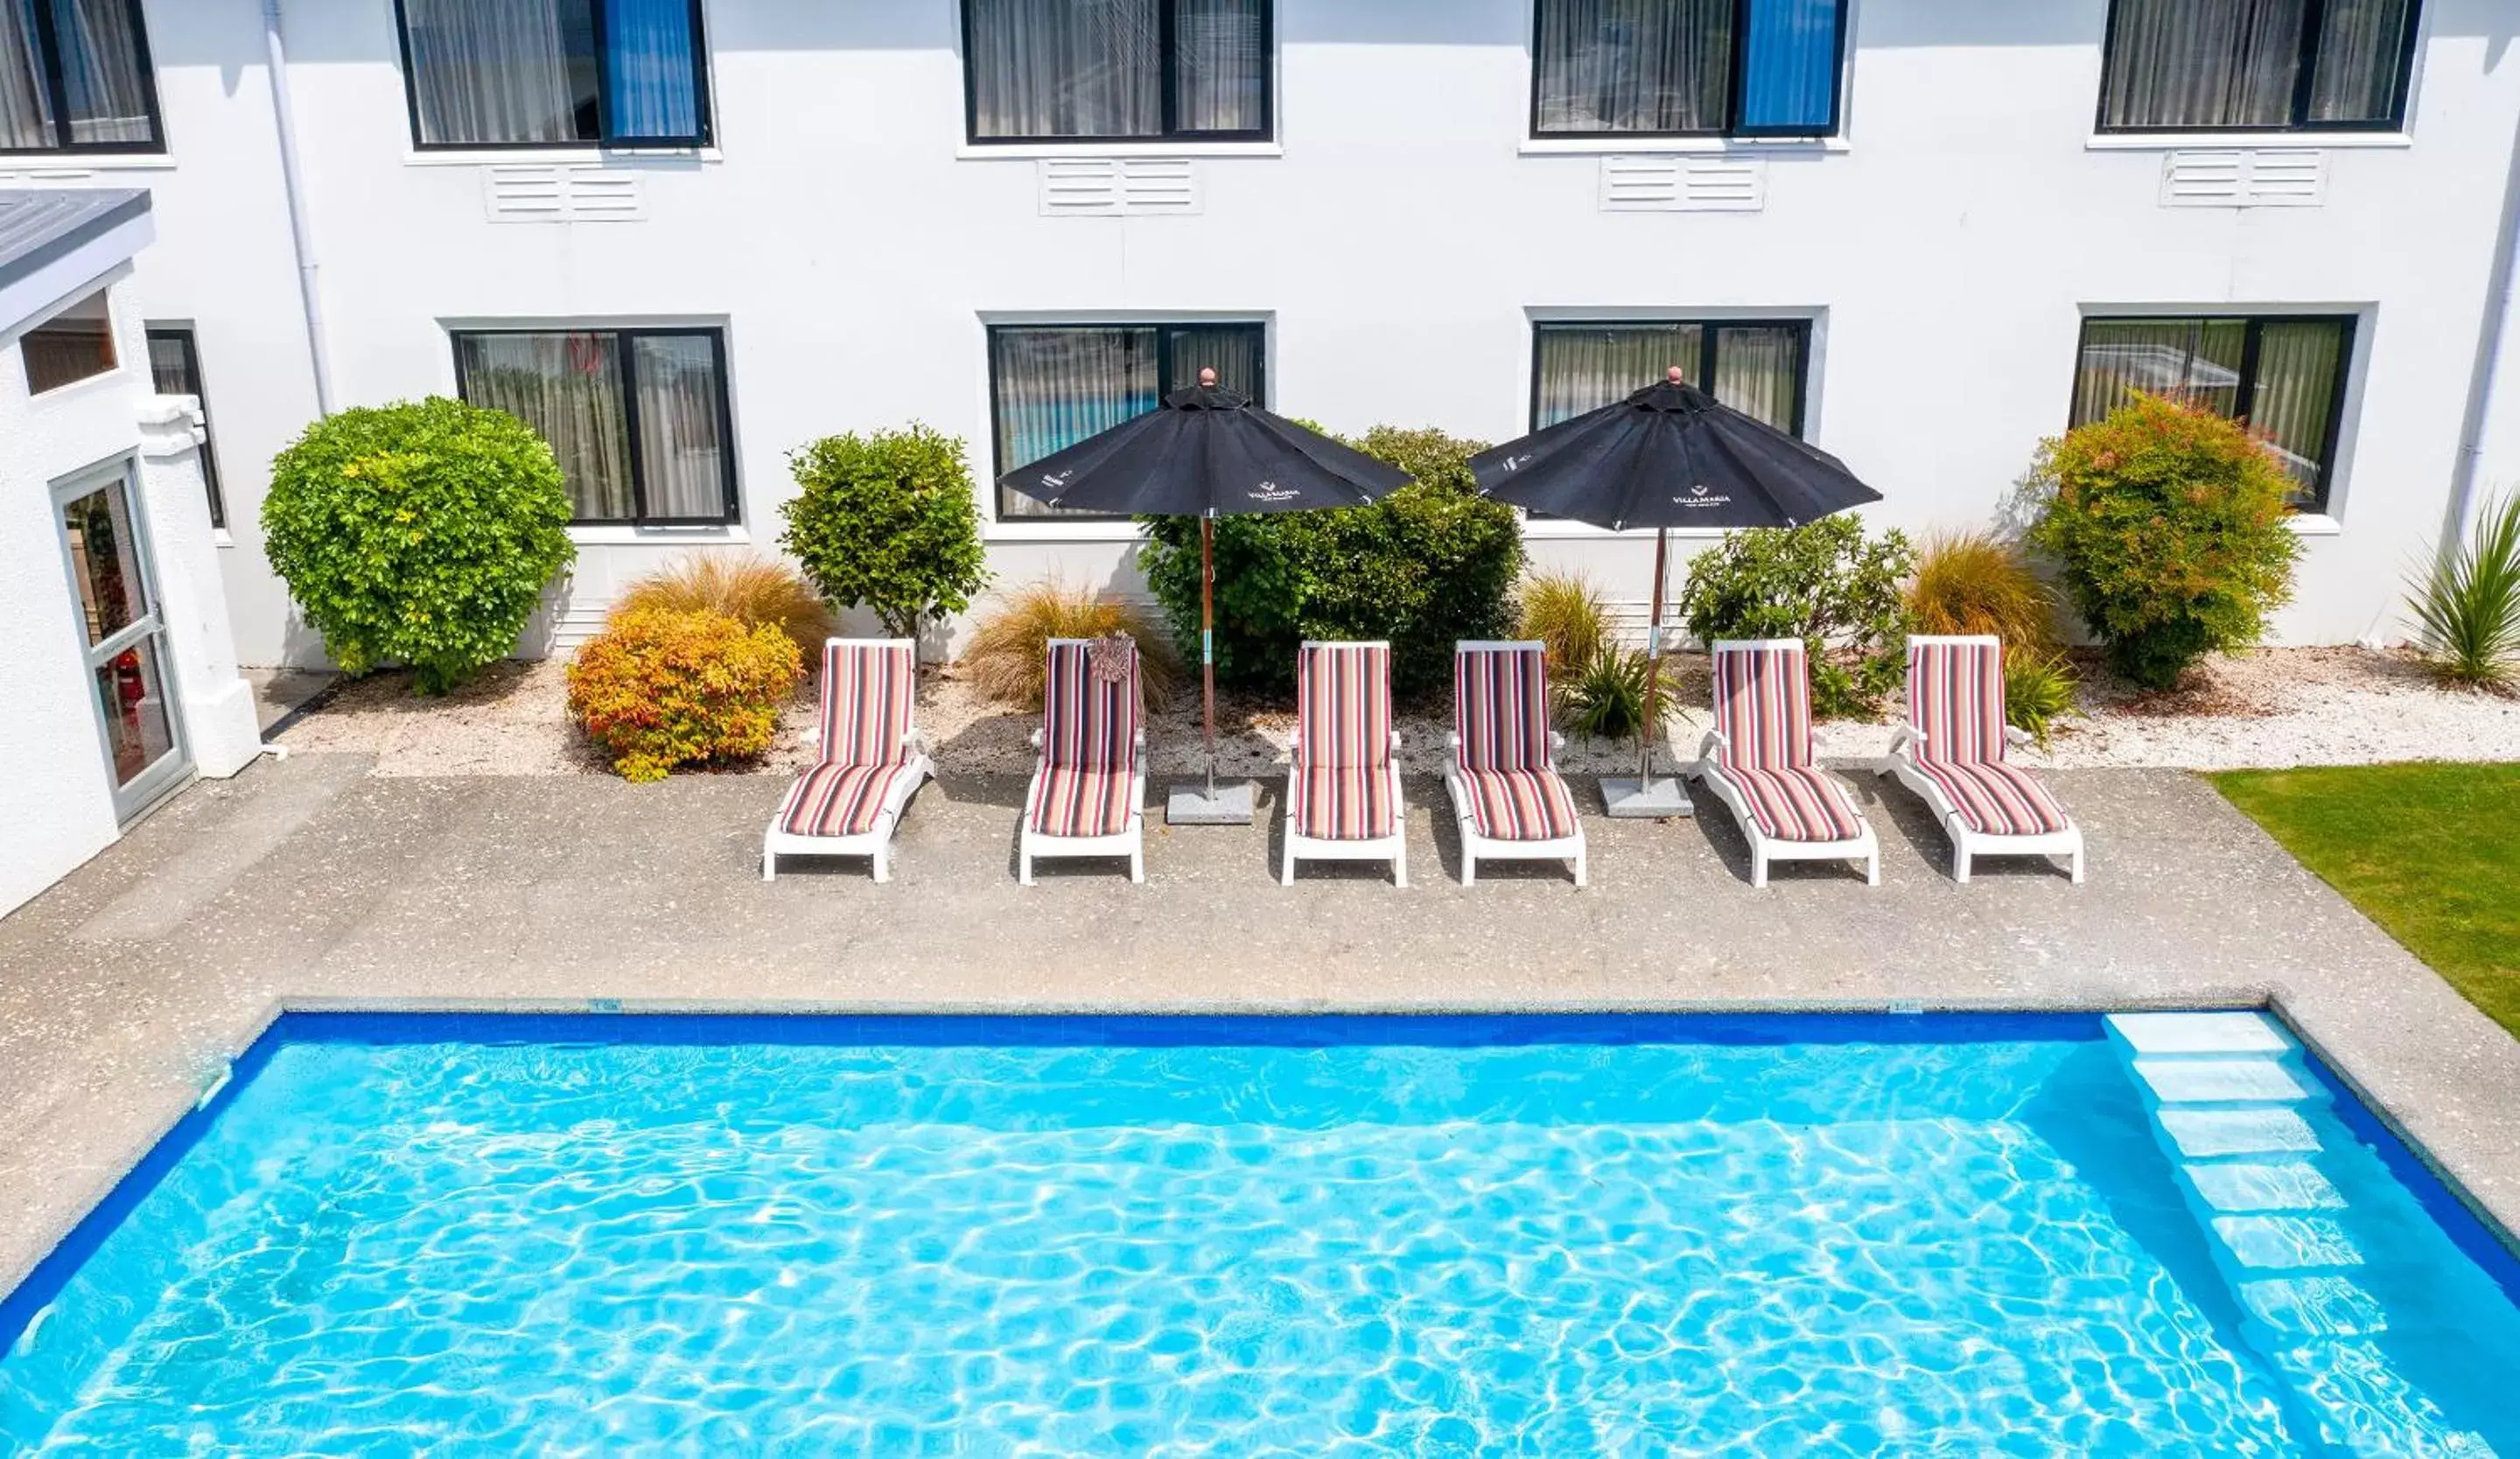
[1712,642,1864,843]
[1027,640,1141,838]
[780,642,916,838]
[1908,639,2068,836]
[1453,645,1578,841]
[1293,643,1396,840]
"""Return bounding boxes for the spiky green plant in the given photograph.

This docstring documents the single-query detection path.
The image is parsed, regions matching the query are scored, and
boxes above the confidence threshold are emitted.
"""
[1563,646,1670,740]
[1517,572,1609,680]
[2004,650,2080,748]
[2407,493,2520,691]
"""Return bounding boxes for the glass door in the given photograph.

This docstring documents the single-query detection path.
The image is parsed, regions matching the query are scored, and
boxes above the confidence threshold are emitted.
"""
[53,463,188,819]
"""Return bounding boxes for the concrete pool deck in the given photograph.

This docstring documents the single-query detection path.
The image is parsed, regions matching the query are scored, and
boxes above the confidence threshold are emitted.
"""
[3,751,2517,1294]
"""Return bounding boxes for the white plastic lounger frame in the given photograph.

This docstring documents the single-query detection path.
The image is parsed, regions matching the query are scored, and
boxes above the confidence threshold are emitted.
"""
[1880,635,2085,885]
[762,638,934,883]
[1282,641,1407,887]
[1444,641,1586,888]
[1690,638,1880,888]
[1019,638,1148,886]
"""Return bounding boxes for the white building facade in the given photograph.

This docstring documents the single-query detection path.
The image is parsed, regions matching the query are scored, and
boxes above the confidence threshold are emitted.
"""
[9,0,2520,666]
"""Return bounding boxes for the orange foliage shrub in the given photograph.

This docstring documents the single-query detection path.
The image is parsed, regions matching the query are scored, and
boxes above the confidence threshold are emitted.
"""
[566,607,804,782]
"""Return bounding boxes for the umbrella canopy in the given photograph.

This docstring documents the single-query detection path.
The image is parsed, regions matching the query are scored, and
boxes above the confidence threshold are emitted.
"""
[1002,375,1410,518]
[1467,371,1880,530]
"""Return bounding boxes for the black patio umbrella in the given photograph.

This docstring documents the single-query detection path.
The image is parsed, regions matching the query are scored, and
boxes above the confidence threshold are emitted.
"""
[1466,368,1883,812]
[1001,368,1412,820]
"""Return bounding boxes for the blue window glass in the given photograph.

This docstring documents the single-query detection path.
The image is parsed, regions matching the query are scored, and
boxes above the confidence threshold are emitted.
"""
[1737,0,1842,133]
[1530,0,1845,138]
[398,0,709,149]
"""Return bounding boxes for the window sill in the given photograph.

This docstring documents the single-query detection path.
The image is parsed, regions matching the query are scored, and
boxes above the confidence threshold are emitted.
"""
[214,528,235,549]
[1518,136,1847,157]
[956,140,1282,161]
[2286,513,2342,537]
[0,152,174,173]
[2085,132,2411,151]
[404,146,722,168]
[566,523,749,546]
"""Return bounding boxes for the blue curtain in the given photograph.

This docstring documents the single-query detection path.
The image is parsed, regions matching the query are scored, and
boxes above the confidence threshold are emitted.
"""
[605,0,701,141]
[1736,0,1839,132]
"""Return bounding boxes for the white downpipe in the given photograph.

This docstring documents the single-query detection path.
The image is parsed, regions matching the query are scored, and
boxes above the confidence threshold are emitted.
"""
[2446,102,2520,554]
[261,0,333,417]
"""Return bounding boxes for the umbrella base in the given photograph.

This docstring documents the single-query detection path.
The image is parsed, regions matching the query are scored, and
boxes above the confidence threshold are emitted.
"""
[1166,781,1256,826]
[1600,775,1694,819]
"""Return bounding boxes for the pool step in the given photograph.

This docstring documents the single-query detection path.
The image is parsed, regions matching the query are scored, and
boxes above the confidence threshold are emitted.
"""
[2103,1014,2498,1456]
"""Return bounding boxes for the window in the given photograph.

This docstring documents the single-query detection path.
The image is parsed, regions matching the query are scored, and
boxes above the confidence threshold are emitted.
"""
[20,287,116,395]
[1533,319,1810,433]
[452,328,736,525]
[396,0,711,150]
[990,322,1264,519]
[2070,315,2353,510]
[1530,0,1847,138]
[2097,0,2419,132]
[144,327,223,530]
[963,0,1270,143]
[0,0,159,154]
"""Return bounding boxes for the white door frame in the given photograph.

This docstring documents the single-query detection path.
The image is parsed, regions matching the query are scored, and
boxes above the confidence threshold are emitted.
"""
[52,456,191,822]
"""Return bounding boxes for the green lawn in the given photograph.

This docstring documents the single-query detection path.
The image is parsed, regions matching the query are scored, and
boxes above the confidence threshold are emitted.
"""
[2212,762,2520,1038]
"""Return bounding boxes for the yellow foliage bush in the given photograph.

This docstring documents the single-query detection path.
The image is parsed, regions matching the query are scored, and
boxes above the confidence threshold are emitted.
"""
[566,607,804,782]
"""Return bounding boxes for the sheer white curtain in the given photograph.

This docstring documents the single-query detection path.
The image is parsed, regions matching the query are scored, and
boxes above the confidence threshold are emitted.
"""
[1162,325,1263,400]
[458,333,635,521]
[1536,325,1700,426]
[1711,326,1801,431]
[2072,320,2246,424]
[2101,0,2306,129]
[53,0,151,144]
[405,0,589,146]
[1535,0,1732,134]
[631,335,727,520]
[994,327,1158,518]
[969,0,1160,138]
[0,2,52,149]
[1172,0,1264,132]
[2246,321,2346,502]
[2306,0,2410,123]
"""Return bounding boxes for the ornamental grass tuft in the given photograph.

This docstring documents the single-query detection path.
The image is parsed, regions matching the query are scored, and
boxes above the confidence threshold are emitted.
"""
[960,581,1182,711]
[612,552,835,661]
[1517,572,1610,683]
[2407,492,2520,691]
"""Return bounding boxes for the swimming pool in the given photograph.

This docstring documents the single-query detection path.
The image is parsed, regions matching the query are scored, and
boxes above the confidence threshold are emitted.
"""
[2,1013,2515,1454]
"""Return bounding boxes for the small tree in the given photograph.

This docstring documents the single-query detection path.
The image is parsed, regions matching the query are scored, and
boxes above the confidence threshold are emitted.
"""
[262,397,574,693]
[1677,516,1916,719]
[782,424,989,642]
[2027,394,2300,690]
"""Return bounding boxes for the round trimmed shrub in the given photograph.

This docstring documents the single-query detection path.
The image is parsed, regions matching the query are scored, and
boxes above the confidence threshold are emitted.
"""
[2027,394,2300,690]
[262,397,575,693]
[782,424,990,642]
[565,607,804,782]
[1677,516,1917,720]
[1138,426,1524,699]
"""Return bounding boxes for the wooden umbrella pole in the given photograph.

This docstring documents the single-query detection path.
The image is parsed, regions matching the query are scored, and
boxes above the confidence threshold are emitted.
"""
[1202,511,1218,801]
[1641,525,1669,785]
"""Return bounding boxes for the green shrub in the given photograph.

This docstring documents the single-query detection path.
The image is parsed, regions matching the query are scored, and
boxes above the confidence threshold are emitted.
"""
[2406,491,2520,691]
[1676,516,1916,720]
[1563,646,1670,740]
[1518,572,1610,681]
[565,607,804,782]
[262,397,574,693]
[2004,650,2080,748]
[1138,426,1523,699]
[961,580,1183,711]
[1908,530,2059,653]
[782,424,989,642]
[2026,394,2300,690]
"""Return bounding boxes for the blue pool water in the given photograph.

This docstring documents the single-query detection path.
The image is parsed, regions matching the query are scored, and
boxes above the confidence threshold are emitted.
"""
[3,1014,2517,1455]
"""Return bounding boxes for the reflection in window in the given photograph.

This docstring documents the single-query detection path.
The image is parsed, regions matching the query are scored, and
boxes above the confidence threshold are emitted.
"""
[2070,315,2353,509]
[22,288,116,395]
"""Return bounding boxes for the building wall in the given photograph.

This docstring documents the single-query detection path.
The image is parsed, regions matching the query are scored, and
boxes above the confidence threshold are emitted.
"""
[58,0,2520,664]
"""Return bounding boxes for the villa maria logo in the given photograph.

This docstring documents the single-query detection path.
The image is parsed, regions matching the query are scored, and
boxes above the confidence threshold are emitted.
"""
[1247,480,1300,503]
[1501,452,1535,473]
[1038,470,1073,489]
[1673,482,1732,509]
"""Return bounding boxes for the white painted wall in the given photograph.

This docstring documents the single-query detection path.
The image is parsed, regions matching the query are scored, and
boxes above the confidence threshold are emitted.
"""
[48,0,2520,664]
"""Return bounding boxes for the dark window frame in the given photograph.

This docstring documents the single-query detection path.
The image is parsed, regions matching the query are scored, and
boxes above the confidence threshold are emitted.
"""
[391,0,716,152]
[1527,0,1850,141]
[2067,312,2358,513]
[1530,317,1814,436]
[0,0,164,156]
[986,319,1268,522]
[959,0,1276,146]
[144,326,223,530]
[2092,0,2423,135]
[450,325,740,528]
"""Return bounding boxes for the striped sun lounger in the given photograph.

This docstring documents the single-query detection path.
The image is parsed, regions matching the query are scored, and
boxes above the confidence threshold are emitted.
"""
[1282,641,1407,887]
[1690,638,1880,888]
[1882,635,2084,884]
[763,638,933,883]
[1443,641,1586,888]
[1019,637,1147,885]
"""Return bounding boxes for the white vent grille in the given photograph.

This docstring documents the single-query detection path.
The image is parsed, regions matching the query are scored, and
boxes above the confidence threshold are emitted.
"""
[1037,157,1203,217]
[482,165,648,223]
[2160,150,2327,208]
[1599,155,1766,213]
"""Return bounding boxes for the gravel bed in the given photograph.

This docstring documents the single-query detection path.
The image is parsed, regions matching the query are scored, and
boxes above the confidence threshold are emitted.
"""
[274,646,2520,779]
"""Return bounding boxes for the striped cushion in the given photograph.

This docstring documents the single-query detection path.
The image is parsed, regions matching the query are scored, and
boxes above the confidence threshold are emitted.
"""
[1454,645,1553,774]
[1293,767,1396,841]
[1725,764,1866,843]
[1027,766,1138,838]
[819,642,914,767]
[1459,768,1579,842]
[780,761,920,838]
[1040,641,1139,772]
[1908,639,2068,836]
[1712,642,1816,770]
[1914,759,2069,837]
[1298,643,1393,769]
